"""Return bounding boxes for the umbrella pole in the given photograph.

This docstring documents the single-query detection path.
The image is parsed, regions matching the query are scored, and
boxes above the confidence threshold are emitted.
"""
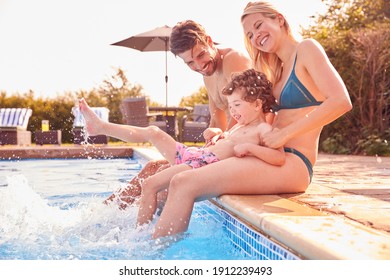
[165,41,168,108]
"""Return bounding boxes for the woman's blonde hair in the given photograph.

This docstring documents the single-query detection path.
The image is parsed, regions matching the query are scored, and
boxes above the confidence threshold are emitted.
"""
[241,1,295,85]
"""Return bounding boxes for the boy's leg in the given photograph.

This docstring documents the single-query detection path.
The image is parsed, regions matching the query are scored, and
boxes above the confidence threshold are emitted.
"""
[137,164,191,225]
[79,98,178,163]
[104,159,169,209]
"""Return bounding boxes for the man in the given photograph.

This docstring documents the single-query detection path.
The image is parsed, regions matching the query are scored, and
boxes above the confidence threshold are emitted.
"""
[104,20,252,208]
[170,20,251,130]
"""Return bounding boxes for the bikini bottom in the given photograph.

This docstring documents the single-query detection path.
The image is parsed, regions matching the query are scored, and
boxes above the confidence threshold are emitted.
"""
[284,147,313,182]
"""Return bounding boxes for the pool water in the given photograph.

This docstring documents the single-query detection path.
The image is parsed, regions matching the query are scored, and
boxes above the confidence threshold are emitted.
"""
[0,158,252,260]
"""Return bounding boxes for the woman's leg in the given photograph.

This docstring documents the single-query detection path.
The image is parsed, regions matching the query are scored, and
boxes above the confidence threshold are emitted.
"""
[104,159,169,209]
[79,98,178,164]
[153,155,310,238]
[137,164,191,225]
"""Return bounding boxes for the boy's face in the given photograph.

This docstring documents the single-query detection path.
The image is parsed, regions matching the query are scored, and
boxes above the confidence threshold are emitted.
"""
[177,41,218,76]
[227,88,261,125]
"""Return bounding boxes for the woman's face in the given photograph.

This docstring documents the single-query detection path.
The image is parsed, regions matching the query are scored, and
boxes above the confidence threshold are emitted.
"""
[242,13,281,52]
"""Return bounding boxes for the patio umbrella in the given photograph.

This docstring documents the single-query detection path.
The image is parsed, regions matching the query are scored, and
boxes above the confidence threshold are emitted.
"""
[111,25,172,107]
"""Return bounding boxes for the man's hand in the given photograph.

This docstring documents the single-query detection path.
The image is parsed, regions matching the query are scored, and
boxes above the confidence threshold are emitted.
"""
[203,127,223,146]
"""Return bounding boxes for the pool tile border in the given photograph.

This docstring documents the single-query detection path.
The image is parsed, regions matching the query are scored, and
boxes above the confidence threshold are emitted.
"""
[194,200,300,260]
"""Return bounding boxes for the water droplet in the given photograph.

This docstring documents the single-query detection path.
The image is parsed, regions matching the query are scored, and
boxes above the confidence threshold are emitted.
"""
[375,155,382,163]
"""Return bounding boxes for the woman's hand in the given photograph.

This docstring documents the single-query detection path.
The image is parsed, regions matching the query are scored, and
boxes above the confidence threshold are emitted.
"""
[261,128,288,149]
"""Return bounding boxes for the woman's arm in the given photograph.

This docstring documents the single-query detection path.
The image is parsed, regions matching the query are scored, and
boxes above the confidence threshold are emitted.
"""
[263,39,353,148]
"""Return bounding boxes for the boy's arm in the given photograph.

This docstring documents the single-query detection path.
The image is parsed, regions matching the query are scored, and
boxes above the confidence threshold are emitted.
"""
[234,123,285,166]
[234,144,285,166]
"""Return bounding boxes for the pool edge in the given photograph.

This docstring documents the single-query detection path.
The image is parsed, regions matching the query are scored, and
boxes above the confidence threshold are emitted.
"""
[0,145,133,159]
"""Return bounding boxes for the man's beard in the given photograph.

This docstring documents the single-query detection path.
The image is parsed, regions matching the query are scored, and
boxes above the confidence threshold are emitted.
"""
[200,56,218,76]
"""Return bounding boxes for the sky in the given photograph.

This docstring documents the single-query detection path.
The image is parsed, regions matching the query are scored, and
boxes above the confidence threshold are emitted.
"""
[0,0,326,106]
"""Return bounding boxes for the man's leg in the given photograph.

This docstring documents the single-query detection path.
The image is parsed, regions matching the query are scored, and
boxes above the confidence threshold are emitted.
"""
[104,159,169,209]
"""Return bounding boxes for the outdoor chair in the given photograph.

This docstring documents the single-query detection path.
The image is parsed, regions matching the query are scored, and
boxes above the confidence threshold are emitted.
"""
[180,104,210,143]
[72,106,110,144]
[120,97,167,132]
[0,108,33,145]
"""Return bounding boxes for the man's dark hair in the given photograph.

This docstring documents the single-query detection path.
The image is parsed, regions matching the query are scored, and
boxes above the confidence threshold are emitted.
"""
[170,20,209,56]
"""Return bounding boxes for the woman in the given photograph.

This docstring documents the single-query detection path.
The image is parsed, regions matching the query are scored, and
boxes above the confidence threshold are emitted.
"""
[152,1,352,239]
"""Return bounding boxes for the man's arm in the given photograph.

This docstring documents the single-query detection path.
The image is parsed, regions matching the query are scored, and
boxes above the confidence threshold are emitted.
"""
[223,51,252,81]
[209,100,228,130]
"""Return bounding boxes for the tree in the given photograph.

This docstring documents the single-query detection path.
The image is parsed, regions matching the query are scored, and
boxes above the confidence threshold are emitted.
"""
[77,68,148,125]
[0,68,155,143]
[179,86,209,107]
[302,0,389,155]
[303,0,388,37]
[349,24,389,131]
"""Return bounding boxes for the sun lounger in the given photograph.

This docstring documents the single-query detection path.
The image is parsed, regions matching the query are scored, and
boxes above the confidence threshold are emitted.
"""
[0,108,32,145]
[180,104,210,143]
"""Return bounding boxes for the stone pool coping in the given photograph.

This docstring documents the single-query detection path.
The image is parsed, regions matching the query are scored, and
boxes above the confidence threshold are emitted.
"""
[1,144,389,259]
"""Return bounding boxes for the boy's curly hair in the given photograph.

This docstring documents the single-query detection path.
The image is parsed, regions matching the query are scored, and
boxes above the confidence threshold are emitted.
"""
[170,20,209,56]
[222,69,276,113]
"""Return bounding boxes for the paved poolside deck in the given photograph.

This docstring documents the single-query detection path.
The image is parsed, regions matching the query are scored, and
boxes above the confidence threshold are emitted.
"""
[1,144,389,259]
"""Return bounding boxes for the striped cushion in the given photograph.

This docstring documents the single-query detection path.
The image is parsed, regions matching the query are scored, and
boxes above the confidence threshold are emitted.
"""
[0,108,33,130]
[72,107,110,127]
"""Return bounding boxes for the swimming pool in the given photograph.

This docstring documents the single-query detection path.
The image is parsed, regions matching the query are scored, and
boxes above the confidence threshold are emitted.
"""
[0,156,299,260]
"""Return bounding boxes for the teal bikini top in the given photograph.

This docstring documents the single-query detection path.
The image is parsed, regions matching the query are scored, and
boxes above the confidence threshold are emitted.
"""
[273,55,322,112]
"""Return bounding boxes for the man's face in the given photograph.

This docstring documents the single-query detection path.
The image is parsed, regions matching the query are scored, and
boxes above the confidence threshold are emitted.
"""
[178,42,218,76]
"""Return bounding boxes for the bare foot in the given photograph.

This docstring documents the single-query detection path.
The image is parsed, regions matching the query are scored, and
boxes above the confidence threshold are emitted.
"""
[78,98,104,136]
[104,159,170,209]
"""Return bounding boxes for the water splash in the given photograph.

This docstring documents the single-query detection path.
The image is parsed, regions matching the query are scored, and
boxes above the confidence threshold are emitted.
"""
[0,174,246,260]
[0,175,157,259]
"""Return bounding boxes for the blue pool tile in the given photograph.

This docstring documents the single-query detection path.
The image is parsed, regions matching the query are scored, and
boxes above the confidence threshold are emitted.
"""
[202,201,300,260]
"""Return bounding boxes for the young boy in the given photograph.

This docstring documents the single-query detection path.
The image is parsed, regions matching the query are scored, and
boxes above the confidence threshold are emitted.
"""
[79,69,284,226]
